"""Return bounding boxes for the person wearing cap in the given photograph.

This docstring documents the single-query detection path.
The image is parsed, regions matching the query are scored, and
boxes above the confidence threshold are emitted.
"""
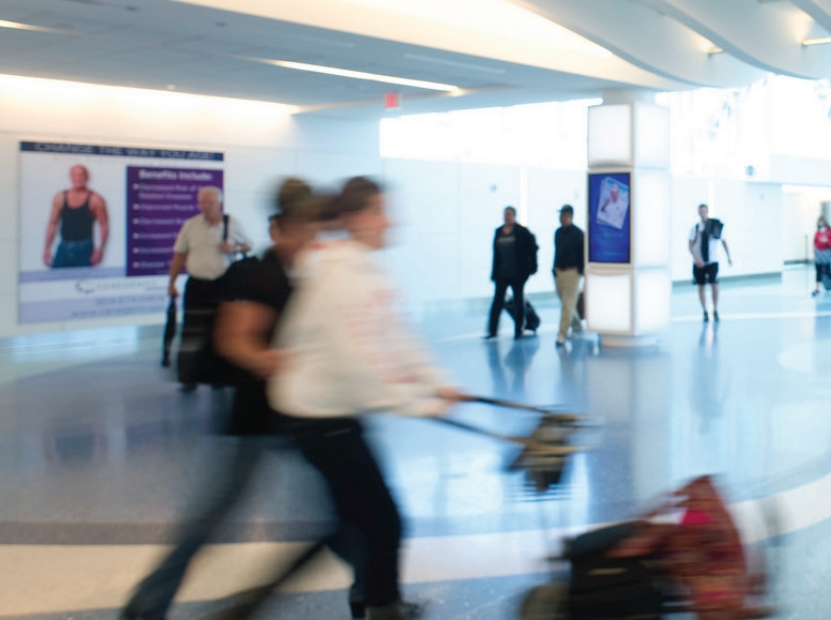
[486,206,539,340]
[553,204,584,347]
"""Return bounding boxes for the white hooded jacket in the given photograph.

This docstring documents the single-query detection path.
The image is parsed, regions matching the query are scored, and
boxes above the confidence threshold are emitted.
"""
[268,240,450,418]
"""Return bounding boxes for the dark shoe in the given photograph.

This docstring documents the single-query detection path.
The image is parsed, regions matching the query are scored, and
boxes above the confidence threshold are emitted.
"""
[703,311,709,322]
[121,608,166,620]
[366,602,425,620]
[713,310,720,322]
[180,382,197,393]
[813,290,821,297]
[483,333,497,340]
[555,338,566,348]
[514,332,524,340]
[353,600,423,619]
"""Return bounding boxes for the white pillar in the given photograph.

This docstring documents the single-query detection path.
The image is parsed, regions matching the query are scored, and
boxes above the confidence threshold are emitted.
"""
[584,90,672,347]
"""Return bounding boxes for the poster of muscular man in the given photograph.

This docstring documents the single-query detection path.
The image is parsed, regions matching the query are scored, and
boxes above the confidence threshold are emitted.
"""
[18,142,223,323]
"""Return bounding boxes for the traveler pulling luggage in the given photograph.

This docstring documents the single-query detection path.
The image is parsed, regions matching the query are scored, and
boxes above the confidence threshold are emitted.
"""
[520,476,775,620]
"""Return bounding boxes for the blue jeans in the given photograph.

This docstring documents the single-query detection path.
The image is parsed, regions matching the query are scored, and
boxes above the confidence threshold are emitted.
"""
[52,239,93,268]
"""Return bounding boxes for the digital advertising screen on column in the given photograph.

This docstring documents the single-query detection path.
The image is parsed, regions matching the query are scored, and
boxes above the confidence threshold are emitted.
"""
[588,172,631,264]
[18,142,223,323]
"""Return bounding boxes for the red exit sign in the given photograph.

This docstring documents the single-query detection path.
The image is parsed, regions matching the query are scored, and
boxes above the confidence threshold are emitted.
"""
[384,92,401,110]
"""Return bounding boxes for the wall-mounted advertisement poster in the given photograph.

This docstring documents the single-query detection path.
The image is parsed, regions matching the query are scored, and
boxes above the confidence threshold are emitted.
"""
[18,142,223,323]
[588,172,631,264]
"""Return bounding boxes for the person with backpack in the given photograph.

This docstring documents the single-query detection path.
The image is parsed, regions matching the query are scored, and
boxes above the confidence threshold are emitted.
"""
[486,206,539,340]
[812,216,831,297]
[168,186,253,390]
[689,204,732,322]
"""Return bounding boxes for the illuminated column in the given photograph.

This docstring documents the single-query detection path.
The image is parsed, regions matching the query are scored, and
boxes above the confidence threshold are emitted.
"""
[585,91,671,347]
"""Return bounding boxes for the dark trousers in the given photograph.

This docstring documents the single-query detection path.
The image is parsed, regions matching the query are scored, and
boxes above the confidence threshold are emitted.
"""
[297,419,402,608]
[178,277,223,385]
[124,437,267,620]
[488,277,526,336]
[816,262,830,284]
[124,434,368,620]
[181,277,222,345]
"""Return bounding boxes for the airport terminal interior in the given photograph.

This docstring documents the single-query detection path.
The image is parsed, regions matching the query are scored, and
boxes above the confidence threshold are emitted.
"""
[5,1,831,619]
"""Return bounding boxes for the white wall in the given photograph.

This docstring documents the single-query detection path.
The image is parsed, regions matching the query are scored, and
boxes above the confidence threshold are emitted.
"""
[381,159,585,309]
[0,74,800,337]
[385,157,786,314]
[0,74,381,337]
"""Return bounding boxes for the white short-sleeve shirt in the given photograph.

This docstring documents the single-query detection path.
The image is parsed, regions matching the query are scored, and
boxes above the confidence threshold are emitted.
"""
[689,221,726,265]
[173,214,253,280]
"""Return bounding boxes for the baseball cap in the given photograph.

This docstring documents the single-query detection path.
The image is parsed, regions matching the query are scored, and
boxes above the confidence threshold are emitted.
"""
[559,204,574,215]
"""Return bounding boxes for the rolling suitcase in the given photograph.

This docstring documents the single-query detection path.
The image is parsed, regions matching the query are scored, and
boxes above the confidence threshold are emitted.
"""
[505,298,541,332]
[565,523,664,620]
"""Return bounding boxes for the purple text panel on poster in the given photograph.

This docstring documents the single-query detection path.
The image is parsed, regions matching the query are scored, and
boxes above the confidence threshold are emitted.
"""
[126,167,223,277]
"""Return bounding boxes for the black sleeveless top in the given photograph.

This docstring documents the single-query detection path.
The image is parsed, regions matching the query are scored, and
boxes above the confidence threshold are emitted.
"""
[60,191,95,241]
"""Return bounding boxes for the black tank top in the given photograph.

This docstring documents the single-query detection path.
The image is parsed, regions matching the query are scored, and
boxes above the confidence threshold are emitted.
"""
[60,191,95,241]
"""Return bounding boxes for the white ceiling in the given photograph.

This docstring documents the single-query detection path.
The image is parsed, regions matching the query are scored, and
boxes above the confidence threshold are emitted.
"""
[0,0,829,118]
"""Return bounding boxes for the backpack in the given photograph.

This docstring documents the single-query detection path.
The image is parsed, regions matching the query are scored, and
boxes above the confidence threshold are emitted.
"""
[528,229,539,275]
[697,218,723,240]
[220,214,260,301]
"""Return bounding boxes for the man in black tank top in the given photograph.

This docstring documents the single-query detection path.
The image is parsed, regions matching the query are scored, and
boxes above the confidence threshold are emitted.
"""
[43,165,109,268]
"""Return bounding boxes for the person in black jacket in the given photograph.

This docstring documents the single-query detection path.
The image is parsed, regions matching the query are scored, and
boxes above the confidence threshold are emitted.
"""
[486,206,538,339]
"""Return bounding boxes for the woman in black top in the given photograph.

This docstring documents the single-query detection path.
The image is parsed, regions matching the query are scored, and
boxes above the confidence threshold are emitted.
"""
[486,206,538,339]
[122,179,326,620]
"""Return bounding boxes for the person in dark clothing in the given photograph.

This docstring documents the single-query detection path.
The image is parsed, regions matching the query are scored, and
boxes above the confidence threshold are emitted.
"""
[553,204,584,347]
[486,206,538,339]
[43,164,109,268]
[121,178,328,620]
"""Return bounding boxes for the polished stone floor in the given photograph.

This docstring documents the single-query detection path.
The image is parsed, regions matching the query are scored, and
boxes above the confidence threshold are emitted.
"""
[3,267,831,619]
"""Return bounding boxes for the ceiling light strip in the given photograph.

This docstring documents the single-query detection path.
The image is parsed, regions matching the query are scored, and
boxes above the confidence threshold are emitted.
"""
[803,37,831,47]
[250,57,459,92]
[0,19,56,33]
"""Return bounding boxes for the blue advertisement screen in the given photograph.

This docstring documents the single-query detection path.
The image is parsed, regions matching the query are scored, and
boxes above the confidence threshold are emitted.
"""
[588,172,631,263]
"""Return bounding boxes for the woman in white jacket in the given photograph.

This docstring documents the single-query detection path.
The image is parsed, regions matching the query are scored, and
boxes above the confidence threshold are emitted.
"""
[270,177,461,620]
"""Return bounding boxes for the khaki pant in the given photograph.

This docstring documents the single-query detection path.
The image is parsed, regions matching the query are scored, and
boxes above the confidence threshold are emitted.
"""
[555,269,582,341]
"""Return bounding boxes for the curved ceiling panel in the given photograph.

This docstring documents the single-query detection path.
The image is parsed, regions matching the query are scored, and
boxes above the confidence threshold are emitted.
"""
[509,0,767,88]
[791,0,831,35]
[638,0,831,80]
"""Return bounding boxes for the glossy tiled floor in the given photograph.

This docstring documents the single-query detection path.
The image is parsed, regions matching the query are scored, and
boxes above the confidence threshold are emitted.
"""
[3,267,831,619]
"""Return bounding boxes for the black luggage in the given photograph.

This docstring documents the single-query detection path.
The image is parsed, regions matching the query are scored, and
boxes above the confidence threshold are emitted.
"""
[505,298,541,332]
[565,524,664,620]
[161,296,177,368]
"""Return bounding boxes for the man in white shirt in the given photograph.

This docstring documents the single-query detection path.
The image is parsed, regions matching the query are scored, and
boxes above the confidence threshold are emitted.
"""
[689,204,732,322]
[169,186,252,388]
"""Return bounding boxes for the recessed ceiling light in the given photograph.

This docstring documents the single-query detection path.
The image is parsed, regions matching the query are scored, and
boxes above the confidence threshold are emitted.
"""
[404,53,507,76]
[246,57,460,92]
